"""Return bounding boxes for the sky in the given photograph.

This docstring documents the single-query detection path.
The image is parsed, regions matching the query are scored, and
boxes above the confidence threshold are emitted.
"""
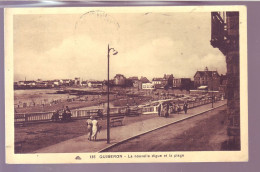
[13,11,226,81]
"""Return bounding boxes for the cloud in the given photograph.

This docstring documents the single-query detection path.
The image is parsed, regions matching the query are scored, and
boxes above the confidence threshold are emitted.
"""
[110,36,226,80]
[14,12,227,81]
[15,35,108,81]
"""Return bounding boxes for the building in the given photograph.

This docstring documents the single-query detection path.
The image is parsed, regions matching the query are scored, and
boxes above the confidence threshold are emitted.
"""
[114,74,126,86]
[151,78,164,88]
[211,12,240,149]
[24,81,36,86]
[36,81,48,88]
[52,80,60,86]
[219,74,228,98]
[74,77,81,85]
[138,76,150,90]
[163,74,174,88]
[81,81,88,86]
[87,81,103,88]
[126,76,139,87]
[173,78,192,90]
[47,81,55,88]
[152,78,163,85]
[129,76,139,88]
[194,67,220,91]
[151,74,174,89]
[61,79,73,86]
[17,80,36,86]
[142,82,155,90]
[45,80,60,87]
[17,81,25,86]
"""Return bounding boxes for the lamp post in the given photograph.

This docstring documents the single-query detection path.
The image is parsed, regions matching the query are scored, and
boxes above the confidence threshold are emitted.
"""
[107,44,118,144]
[211,80,214,108]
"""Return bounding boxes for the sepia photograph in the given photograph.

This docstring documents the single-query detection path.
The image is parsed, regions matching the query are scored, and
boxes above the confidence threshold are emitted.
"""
[5,6,248,163]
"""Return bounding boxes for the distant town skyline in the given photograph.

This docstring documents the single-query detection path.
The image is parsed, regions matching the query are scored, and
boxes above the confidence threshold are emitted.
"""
[15,68,222,82]
[14,10,226,82]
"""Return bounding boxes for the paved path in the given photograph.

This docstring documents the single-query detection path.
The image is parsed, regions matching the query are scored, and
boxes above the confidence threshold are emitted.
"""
[35,100,227,153]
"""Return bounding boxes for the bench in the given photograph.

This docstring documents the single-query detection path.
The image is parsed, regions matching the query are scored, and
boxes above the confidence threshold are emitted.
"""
[110,115,125,127]
[87,110,104,119]
[125,109,140,116]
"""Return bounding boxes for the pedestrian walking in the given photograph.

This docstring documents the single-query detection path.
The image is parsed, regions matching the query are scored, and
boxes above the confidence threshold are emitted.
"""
[91,117,100,141]
[183,102,188,114]
[177,104,181,114]
[86,116,93,141]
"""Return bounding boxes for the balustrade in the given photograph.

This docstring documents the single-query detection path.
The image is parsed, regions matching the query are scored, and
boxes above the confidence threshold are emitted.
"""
[14,98,221,125]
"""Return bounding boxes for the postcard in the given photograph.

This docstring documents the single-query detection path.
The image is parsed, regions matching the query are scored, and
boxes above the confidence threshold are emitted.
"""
[5,6,248,163]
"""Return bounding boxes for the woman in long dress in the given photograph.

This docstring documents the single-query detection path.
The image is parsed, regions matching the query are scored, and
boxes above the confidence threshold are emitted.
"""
[91,117,99,141]
[86,116,93,141]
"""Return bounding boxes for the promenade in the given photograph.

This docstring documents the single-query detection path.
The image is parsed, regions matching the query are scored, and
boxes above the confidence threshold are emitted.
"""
[35,100,227,153]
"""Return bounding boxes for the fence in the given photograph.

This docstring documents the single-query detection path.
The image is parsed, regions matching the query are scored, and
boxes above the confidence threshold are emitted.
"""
[14,98,221,125]
[15,111,54,124]
[15,107,128,125]
[141,98,220,115]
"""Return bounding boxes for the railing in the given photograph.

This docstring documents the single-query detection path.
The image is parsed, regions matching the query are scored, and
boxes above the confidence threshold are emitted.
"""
[14,97,221,125]
[141,98,220,115]
[15,111,55,124]
[72,107,127,118]
[142,106,158,114]
[71,109,101,118]
[15,107,128,125]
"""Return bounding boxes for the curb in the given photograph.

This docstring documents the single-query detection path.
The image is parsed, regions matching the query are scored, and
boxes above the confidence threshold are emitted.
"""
[98,103,227,152]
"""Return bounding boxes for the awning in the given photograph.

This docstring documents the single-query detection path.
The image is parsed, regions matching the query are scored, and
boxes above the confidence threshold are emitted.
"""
[198,86,208,90]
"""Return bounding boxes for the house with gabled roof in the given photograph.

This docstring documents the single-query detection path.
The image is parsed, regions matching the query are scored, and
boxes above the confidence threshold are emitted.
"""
[114,74,126,86]
[194,67,220,91]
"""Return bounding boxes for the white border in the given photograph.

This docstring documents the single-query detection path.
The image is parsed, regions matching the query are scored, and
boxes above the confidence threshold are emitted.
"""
[5,6,248,164]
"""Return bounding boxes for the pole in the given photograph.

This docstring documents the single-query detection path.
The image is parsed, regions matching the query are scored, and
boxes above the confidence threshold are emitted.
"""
[107,44,110,144]
[212,82,214,108]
